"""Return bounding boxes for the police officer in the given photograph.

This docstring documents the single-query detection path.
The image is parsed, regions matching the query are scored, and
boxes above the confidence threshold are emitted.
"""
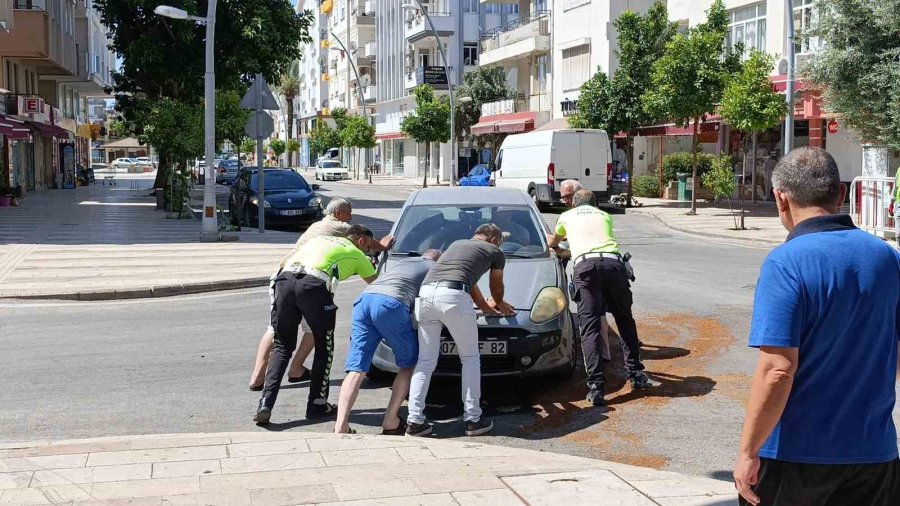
[255,224,379,425]
[547,189,651,407]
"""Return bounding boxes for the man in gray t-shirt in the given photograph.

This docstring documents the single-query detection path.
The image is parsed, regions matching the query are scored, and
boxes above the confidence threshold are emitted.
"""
[407,224,515,438]
[335,250,442,435]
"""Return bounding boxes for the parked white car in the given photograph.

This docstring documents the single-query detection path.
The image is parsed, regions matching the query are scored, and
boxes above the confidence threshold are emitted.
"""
[111,158,136,170]
[315,160,350,181]
[134,157,155,170]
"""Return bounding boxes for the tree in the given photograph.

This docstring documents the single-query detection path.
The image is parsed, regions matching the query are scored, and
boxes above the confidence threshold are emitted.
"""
[702,155,738,229]
[401,85,451,188]
[108,120,127,139]
[95,0,313,190]
[720,50,787,228]
[309,122,341,160]
[644,0,741,214]
[277,73,300,166]
[269,138,286,165]
[286,139,301,167]
[804,0,900,149]
[454,66,514,140]
[339,115,376,179]
[240,137,256,163]
[216,90,251,152]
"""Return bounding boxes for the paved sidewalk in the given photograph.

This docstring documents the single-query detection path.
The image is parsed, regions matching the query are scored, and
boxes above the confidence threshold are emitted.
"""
[0,181,297,300]
[0,432,737,505]
[627,198,786,246]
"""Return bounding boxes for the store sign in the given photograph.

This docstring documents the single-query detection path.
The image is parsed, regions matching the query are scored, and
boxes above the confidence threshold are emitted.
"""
[827,120,839,134]
[416,66,448,89]
[560,98,579,117]
[23,97,43,114]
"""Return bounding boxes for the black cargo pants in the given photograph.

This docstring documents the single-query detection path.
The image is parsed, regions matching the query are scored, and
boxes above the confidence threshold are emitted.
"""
[573,256,644,392]
[261,271,338,410]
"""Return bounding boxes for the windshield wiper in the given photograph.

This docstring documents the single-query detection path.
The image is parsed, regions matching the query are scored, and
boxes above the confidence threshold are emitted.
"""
[390,250,422,256]
[503,253,534,258]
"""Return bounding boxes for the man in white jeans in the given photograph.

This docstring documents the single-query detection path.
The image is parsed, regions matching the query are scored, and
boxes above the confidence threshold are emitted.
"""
[406,224,516,437]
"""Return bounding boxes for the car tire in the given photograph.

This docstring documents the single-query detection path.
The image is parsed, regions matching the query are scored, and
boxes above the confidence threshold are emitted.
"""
[366,365,394,382]
[555,314,580,380]
[529,188,548,212]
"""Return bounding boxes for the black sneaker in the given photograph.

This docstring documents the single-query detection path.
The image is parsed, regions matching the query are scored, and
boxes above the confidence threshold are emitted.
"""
[630,371,652,389]
[464,418,494,436]
[586,389,607,407]
[305,402,337,420]
[405,421,433,437]
[254,400,272,426]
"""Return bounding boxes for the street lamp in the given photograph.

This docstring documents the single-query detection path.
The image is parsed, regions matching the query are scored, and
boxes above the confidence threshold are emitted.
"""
[329,31,373,183]
[402,1,459,186]
[155,3,218,241]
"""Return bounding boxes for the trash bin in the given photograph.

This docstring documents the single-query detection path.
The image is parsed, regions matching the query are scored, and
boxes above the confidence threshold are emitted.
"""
[676,173,691,201]
[155,188,165,210]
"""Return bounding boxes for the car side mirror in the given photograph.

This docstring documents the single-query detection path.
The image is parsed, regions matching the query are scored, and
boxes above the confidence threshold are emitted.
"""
[311,184,321,190]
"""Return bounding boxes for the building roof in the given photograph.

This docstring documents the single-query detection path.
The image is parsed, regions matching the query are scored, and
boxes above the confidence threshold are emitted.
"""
[100,137,145,149]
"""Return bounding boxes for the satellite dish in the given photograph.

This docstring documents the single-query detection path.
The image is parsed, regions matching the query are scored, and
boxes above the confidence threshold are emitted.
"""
[776,58,789,75]
[360,75,372,87]
[349,41,358,52]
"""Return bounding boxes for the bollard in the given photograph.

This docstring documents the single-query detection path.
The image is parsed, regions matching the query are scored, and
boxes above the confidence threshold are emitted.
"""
[155,188,165,210]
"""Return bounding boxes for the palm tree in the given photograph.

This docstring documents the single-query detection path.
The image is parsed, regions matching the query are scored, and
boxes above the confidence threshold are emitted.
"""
[277,71,300,167]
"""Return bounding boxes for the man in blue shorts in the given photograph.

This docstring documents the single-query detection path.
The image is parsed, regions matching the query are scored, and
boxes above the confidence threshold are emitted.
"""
[334,249,442,435]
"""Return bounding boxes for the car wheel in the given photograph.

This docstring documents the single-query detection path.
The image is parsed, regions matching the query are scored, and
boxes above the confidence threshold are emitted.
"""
[529,188,548,212]
[366,365,395,382]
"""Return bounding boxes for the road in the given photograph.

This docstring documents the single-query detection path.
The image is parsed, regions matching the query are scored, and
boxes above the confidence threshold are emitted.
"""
[1,179,774,481]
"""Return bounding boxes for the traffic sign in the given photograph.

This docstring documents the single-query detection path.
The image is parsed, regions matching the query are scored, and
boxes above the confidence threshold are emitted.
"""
[827,120,839,134]
[245,112,274,139]
[240,76,279,111]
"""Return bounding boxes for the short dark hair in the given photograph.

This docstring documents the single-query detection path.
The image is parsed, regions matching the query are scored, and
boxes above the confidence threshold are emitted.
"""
[572,189,597,208]
[772,147,842,208]
[473,223,502,243]
[346,224,372,243]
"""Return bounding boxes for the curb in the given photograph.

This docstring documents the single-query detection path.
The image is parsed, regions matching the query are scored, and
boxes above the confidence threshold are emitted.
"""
[628,208,784,247]
[2,276,271,302]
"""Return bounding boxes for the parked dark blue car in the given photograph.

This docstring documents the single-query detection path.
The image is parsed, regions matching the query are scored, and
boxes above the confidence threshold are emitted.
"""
[228,168,323,229]
[459,164,492,187]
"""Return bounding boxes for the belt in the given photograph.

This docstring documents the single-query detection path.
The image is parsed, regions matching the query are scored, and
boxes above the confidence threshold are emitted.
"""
[574,252,620,266]
[296,266,334,291]
[425,280,471,293]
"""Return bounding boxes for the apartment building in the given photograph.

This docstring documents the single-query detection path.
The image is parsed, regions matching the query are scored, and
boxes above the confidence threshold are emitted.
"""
[373,0,515,181]
[0,0,113,192]
[296,0,330,167]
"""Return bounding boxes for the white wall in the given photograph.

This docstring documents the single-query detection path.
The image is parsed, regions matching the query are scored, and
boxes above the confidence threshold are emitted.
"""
[826,127,864,182]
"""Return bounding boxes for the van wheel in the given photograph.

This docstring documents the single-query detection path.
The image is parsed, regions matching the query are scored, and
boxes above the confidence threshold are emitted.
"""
[530,188,548,212]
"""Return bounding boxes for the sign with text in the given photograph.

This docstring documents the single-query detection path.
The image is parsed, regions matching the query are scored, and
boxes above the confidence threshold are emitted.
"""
[827,120,839,134]
[23,97,43,114]
[416,66,448,89]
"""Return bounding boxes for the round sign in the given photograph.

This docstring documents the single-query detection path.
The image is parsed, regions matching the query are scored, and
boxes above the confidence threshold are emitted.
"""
[827,120,839,134]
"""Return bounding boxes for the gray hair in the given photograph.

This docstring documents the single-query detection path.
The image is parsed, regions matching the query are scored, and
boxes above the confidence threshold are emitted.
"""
[474,223,503,243]
[325,197,352,216]
[771,147,842,208]
[422,249,442,261]
[560,180,583,193]
[572,189,597,208]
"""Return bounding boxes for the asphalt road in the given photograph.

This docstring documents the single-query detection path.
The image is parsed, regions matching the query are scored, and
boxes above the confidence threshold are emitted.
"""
[0,179,794,480]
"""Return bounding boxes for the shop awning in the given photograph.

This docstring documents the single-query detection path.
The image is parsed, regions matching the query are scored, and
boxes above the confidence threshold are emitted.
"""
[0,115,30,139]
[470,120,500,136]
[375,132,406,141]
[471,112,537,135]
[29,121,72,139]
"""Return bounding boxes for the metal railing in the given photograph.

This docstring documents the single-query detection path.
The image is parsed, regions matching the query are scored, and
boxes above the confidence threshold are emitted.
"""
[850,176,897,239]
[480,10,550,41]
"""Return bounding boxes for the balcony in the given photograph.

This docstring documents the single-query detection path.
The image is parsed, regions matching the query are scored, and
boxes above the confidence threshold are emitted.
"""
[479,11,550,67]
[364,85,376,103]
[405,3,454,44]
[353,0,375,26]
[364,41,377,59]
[405,65,449,90]
[0,6,78,75]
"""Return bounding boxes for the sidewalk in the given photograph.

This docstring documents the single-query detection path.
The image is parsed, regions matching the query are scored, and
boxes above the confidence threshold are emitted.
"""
[627,198,786,246]
[0,432,737,505]
[0,181,296,300]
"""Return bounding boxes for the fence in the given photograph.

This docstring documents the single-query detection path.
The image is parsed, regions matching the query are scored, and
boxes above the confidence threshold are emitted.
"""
[850,176,896,239]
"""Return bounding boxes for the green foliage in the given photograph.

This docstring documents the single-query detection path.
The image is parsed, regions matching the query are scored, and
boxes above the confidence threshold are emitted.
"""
[401,86,451,145]
[702,155,736,200]
[240,137,256,157]
[268,138,286,157]
[569,71,615,130]
[277,74,300,102]
[216,90,251,147]
[804,0,900,149]
[331,108,349,132]
[286,139,300,155]
[309,122,341,160]
[662,152,715,183]
[108,120,128,138]
[340,116,376,150]
[140,98,204,162]
[720,51,786,133]
[632,175,661,198]
[454,66,515,139]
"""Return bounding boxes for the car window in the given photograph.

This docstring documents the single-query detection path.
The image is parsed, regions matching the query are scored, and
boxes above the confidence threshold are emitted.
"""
[319,161,342,168]
[391,205,547,257]
[250,171,309,190]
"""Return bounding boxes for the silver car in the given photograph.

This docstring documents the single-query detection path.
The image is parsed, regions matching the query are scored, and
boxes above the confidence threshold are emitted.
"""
[370,187,578,378]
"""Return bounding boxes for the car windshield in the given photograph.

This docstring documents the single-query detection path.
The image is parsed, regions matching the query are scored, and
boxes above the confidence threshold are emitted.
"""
[320,161,342,168]
[250,171,309,191]
[392,205,548,258]
[222,161,240,169]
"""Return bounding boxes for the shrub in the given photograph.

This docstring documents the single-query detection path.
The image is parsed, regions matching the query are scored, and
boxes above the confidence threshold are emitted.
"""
[632,175,660,198]
[702,155,736,200]
[662,151,715,183]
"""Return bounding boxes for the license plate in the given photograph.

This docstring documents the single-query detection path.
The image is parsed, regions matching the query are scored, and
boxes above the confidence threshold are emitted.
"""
[280,209,305,216]
[440,341,507,356]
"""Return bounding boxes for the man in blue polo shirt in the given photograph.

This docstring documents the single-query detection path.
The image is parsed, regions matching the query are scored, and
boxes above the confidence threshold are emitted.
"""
[734,147,900,505]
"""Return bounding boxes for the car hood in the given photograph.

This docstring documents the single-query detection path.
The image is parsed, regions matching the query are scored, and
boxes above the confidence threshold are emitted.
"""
[384,255,558,310]
[319,167,348,172]
[261,189,315,206]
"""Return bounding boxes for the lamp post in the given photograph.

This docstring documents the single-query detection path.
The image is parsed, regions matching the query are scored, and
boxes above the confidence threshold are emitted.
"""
[329,31,372,183]
[402,1,458,186]
[783,0,795,156]
[155,3,218,241]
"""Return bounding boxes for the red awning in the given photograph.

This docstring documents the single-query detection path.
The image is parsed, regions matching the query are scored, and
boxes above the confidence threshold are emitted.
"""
[470,120,500,136]
[770,75,808,93]
[29,121,72,139]
[376,132,406,141]
[0,114,30,140]
[471,112,537,135]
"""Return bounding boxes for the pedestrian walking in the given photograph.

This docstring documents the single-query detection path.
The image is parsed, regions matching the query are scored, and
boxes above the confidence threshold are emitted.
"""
[547,189,651,407]
[254,225,380,425]
[733,147,900,505]
[249,198,392,390]
[406,224,515,437]
[334,250,443,435]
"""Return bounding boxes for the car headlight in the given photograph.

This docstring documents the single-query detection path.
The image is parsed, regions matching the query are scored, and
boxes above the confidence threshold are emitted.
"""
[309,197,322,208]
[250,197,271,208]
[530,287,567,323]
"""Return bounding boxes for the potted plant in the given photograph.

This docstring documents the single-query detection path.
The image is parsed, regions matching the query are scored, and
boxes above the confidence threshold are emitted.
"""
[0,184,12,207]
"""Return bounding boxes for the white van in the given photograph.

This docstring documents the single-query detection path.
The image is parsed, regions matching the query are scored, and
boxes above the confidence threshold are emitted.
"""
[492,129,612,209]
